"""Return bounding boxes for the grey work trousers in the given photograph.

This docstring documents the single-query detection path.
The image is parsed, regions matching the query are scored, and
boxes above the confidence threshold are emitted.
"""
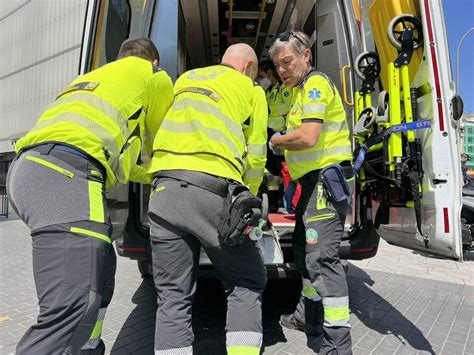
[6,145,115,355]
[292,170,352,354]
[148,174,267,354]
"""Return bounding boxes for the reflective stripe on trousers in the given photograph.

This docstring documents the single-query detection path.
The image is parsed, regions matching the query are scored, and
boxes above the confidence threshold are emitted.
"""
[227,331,262,355]
[81,308,107,350]
[155,346,192,355]
[301,277,321,301]
[323,296,350,328]
[148,177,266,353]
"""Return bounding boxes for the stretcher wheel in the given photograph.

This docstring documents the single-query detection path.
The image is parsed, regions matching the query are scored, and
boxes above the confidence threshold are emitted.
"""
[377,90,389,116]
[354,52,380,80]
[387,14,423,50]
[354,107,377,135]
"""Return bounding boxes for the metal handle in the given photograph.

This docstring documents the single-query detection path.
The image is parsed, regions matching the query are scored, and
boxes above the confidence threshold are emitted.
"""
[341,65,354,106]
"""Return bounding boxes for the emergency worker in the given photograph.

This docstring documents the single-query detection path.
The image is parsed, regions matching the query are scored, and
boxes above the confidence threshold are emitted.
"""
[257,60,293,212]
[6,38,174,354]
[258,60,292,134]
[148,43,268,355]
[269,31,353,353]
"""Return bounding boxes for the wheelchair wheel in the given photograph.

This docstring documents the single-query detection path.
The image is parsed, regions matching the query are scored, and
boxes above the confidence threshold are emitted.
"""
[387,14,423,50]
[354,51,381,80]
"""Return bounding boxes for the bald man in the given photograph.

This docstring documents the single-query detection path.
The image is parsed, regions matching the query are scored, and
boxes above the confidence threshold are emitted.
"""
[148,43,268,355]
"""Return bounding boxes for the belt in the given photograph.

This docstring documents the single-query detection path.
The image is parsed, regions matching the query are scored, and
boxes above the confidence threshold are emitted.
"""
[22,143,106,178]
[155,170,230,197]
[298,161,354,187]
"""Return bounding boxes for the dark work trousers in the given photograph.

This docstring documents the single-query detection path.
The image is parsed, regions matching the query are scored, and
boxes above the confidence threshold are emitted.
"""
[292,170,352,354]
[148,174,267,355]
[265,147,285,212]
[6,144,115,355]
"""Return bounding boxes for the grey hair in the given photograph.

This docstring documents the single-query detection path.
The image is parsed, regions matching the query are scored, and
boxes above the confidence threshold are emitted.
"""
[268,31,311,59]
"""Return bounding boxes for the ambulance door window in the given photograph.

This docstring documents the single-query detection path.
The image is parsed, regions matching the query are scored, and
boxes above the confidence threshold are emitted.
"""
[89,0,155,70]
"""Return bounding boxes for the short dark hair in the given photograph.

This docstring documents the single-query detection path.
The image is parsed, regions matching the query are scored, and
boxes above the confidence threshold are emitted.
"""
[117,38,160,62]
[259,60,276,74]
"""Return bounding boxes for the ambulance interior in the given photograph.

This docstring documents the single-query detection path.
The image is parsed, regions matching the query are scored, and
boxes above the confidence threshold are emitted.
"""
[103,0,464,269]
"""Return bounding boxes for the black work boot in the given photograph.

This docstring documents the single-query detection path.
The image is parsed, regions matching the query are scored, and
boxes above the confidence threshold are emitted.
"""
[280,313,306,332]
[319,326,352,355]
[280,299,324,336]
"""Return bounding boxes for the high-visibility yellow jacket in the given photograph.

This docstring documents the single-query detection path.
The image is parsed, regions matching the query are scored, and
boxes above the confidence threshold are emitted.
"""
[285,70,352,180]
[149,65,268,195]
[267,82,292,132]
[15,56,174,190]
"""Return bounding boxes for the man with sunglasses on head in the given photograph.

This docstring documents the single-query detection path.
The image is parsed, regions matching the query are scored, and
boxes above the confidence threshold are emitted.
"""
[269,31,353,354]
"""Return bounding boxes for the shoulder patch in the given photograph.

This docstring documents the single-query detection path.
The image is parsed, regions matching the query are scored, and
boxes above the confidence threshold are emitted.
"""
[57,81,99,99]
[308,88,321,101]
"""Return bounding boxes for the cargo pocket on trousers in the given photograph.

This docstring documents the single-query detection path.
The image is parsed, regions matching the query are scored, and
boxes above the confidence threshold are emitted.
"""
[25,155,75,178]
[64,233,93,290]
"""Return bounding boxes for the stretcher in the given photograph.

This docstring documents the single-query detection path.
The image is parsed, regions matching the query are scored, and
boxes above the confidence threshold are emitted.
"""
[352,1,429,245]
[368,0,423,91]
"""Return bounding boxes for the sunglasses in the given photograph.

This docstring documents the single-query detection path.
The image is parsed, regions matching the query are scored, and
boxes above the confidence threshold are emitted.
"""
[277,31,307,48]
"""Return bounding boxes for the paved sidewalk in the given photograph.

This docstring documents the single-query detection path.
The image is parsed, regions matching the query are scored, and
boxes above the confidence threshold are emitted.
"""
[1,219,473,354]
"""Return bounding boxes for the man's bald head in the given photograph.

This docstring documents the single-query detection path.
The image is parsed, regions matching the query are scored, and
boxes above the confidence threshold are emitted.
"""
[222,43,258,80]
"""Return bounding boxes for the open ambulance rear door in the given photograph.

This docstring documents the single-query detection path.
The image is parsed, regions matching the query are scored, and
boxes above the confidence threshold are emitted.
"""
[365,0,463,260]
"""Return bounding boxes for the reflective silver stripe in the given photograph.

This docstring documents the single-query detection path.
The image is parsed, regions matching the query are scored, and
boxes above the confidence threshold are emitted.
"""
[286,120,347,133]
[302,102,326,115]
[268,116,285,130]
[323,296,349,307]
[81,339,100,350]
[30,112,121,161]
[52,92,128,130]
[286,145,352,164]
[172,98,245,143]
[324,319,351,327]
[324,120,348,133]
[160,119,242,159]
[243,168,264,180]
[155,346,192,355]
[95,307,107,323]
[323,296,350,327]
[226,331,262,347]
[247,143,266,156]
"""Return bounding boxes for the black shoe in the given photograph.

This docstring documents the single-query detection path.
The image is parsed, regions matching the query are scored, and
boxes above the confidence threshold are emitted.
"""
[280,314,322,336]
[280,314,306,332]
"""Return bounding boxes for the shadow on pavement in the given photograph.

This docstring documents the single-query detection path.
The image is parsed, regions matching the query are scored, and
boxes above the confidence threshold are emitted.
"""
[348,264,435,354]
[110,277,302,354]
[111,265,435,354]
[111,277,229,355]
[110,276,156,354]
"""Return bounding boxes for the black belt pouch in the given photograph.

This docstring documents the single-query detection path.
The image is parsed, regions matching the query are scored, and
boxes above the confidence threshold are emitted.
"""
[320,164,351,202]
[217,185,262,246]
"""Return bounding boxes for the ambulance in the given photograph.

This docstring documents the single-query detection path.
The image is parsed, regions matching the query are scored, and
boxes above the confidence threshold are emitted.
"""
[0,0,469,278]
